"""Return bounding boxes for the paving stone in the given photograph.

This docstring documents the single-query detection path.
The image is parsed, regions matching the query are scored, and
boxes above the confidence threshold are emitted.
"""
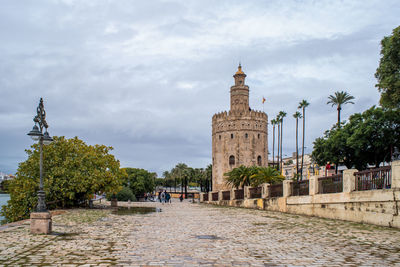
[1,200,400,265]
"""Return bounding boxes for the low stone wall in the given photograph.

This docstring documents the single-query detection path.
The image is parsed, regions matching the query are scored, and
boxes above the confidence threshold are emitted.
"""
[201,160,400,228]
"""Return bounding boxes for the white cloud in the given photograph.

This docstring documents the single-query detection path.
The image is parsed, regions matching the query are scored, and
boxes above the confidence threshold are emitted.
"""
[0,0,399,175]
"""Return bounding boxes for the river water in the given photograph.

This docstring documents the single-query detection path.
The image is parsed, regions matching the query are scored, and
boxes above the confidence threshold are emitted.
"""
[0,194,10,223]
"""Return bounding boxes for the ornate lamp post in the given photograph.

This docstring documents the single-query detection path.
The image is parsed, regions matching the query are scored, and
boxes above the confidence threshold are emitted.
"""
[28,98,53,234]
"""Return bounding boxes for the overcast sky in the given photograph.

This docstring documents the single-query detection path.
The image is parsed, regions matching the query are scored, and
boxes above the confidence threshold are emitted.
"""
[1,0,399,176]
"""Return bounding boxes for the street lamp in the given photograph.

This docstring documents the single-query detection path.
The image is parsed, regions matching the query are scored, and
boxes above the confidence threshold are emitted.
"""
[27,98,53,212]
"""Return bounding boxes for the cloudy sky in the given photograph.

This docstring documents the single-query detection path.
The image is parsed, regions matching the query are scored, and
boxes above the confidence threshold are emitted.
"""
[1,0,399,175]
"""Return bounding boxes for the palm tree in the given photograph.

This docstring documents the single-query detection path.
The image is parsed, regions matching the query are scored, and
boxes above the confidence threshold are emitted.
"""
[276,115,281,170]
[278,111,287,171]
[162,171,170,192]
[250,167,285,187]
[293,111,302,179]
[327,91,355,127]
[205,164,212,192]
[271,119,277,168]
[224,165,253,188]
[298,100,310,180]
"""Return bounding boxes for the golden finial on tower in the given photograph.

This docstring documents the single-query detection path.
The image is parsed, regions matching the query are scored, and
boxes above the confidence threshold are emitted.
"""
[235,63,244,75]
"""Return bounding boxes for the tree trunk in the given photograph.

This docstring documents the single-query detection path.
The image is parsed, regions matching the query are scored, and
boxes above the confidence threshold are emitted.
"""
[337,106,341,127]
[296,117,299,180]
[280,119,284,171]
[277,123,280,170]
[301,108,306,181]
[272,125,275,168]
[184,176,188,199]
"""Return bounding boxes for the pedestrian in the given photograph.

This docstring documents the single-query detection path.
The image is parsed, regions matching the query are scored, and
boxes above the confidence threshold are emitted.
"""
[161,190,166,204]
[179,194,183,202]
[158,190,163,203]
[166,192,171,204]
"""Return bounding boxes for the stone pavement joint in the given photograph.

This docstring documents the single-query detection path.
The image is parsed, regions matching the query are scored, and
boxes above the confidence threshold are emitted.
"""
[1,200,400,266]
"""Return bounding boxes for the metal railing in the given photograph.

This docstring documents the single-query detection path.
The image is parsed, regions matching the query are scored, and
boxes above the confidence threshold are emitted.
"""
[222,191,231,200]
[355,166,391,191]
[292,180,309,196]
[318,174,343,194]
[249,187,262,198]
[234,189,244,199]
[203,193,209,201]
[269,183,283,197]
[212,192,219,201]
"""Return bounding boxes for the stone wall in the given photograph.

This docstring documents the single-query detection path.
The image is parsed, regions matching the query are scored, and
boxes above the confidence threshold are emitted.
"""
[201,160,400,228]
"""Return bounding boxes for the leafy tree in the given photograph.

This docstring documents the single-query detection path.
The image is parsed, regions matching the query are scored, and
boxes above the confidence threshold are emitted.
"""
[1,136,124,223]
[375,26,400,109]
[123,168,156,197]
[114,186,136,201]
[298,100,310,180]
[293,111,302,178]
[312,106,400,171]
[347,106,400,167]
[327,91,355,126]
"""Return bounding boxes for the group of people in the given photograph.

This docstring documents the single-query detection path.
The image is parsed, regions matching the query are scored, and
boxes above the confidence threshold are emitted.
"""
[158,190,171,204]
[157,190,185,203]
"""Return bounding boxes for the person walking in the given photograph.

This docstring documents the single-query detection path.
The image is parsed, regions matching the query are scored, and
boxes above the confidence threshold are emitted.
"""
[161,190,166,204]
[179,194,184,202]
[158,190,163,203]
[165,192,171,204]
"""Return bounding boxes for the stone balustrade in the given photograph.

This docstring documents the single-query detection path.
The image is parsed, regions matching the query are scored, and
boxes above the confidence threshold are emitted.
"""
[200,160,400,228]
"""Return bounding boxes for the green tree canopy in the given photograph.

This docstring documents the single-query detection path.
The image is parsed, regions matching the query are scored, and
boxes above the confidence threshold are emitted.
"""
[123,168,156,197]
[1,136,125,223]
[375,25,400,109]
[312,106,400,170]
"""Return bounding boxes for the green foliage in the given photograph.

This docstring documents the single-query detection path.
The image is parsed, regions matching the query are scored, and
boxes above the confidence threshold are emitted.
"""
[312,106,400,170]
[123,168,156,197]
[250,167,285,187]
[0,180,10,193]
[224,166,284,188]
[375,25,400,109]
[327,91,355,125]
[115,186,136,201]
[1,136,125,223]
[162,163,212,191]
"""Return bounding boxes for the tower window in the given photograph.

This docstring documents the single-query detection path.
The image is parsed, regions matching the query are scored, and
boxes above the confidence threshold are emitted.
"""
[229,155,235,165]
[258,133,260,139]
[245,133,248,138]
[257,156,262,166]
[231,133,234,139]
[219,135,221,140]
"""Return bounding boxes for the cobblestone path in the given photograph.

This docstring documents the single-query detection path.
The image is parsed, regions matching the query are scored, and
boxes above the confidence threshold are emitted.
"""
[1,200,400,266]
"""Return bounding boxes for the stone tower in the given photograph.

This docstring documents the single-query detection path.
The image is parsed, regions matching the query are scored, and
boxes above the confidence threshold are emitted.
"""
[212,64,268,191]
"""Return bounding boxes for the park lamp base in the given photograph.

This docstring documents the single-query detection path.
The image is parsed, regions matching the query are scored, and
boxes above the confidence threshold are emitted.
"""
[30,212,52,234]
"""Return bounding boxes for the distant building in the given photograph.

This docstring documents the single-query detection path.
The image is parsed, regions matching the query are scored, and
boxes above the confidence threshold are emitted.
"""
[280,153,336,180]
[212,65,268,190]
[0,172,14,182]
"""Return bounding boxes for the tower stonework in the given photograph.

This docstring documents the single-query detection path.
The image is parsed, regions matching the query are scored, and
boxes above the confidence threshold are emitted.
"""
[212,65,268,191]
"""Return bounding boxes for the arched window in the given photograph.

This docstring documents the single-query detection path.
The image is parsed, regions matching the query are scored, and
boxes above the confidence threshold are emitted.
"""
[229,155,235,165]
[219,135,221,140]
[258,133,260,139]
[257,156,262,166]
[245,133,248,138]
[231,133,234,139]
